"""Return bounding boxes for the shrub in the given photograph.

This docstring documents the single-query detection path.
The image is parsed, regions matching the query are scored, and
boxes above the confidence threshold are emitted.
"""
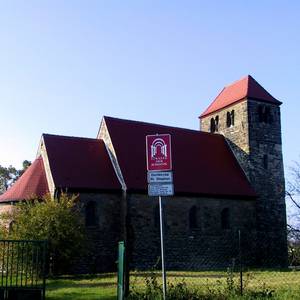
[0,193,86,275]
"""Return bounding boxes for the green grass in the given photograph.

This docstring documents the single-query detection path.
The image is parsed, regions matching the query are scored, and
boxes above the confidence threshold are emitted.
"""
[46,274,116,300]
[45,270,300,300]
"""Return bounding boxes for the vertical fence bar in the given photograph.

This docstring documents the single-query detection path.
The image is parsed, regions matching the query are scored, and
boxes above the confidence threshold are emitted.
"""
[35,244,39,288]
[1,241,5,287]
[5,242,10,292]
[25,242,29,286]
[31,244,35,287]
[16,242,19,287]
[10,242,14,286]
[238,230,243,295]
[42,241,47,300]
[20,242,24,287]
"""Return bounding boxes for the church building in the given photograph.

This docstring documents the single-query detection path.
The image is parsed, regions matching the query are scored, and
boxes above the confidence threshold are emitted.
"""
[0,75,287,273]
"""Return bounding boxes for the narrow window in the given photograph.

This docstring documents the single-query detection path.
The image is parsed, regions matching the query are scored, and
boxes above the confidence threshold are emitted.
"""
[231,110,235,126]
[265,107,272,124]
[258,106,264,122]
[189,206,198,229]
[210,118,216,133]
[9,221,16,233]
[263,154,268,169]
[258,106,272,124]
[226,112,231,128]
[85,201,97,227]
[221,208,230,229]
[215,115,219,132]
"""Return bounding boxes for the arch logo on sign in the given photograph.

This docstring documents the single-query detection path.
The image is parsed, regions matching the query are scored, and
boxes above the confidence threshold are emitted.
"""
[146,134,172,171]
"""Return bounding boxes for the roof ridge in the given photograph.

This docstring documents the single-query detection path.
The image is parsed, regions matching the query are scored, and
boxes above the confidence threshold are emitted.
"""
[224,75,248,88]
[104,115,220,137]
[42,133,101,142]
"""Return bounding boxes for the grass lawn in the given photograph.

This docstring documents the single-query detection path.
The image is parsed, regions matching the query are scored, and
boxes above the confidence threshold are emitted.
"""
[46,274,117,300]
[45,270,300,300]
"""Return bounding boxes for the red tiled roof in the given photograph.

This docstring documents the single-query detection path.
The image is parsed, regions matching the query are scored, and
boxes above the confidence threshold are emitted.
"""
[104,116,256,198]
[43,134,121,190]
[200,75,282,118]
[0,157,49,202]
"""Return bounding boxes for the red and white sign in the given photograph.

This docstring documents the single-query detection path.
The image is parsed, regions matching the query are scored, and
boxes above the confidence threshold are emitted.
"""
[146,134,172,171]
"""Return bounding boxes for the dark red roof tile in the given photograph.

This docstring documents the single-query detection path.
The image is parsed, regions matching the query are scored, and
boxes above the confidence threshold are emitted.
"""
[43,134,121,190]
[0,157,49,202]
[104,116,256,198]
[200,75,282,118]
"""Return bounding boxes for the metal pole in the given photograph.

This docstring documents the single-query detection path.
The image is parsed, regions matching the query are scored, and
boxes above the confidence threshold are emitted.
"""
[159,196,167,300]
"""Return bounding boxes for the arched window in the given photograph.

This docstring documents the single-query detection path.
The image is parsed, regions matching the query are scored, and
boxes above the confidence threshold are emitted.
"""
[226,112,231,127]
[189,206,198,229]
[231,110,235,126]
[85,201,97,227]
[221,208,230,230]
[226,110,235,128]
[9,221,16,233]
[263,154,268,169]
[215,115,219,132]
[258,106,272,124]
[210,118,216,133]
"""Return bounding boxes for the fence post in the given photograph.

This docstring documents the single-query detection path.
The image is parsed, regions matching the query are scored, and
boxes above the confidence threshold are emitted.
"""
[238,230,243,295]
[117,241,125,300]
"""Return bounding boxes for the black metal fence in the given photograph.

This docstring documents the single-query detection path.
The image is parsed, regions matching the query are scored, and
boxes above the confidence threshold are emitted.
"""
[125,230,298,298]
[0,240,47,300]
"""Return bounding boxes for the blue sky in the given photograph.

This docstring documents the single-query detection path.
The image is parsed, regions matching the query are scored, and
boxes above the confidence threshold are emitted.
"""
[0,0,299,183]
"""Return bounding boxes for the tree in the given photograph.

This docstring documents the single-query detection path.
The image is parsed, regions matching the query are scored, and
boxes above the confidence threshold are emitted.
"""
[0,160,31,194]
[286,160,300,265]
[0,193,86,274]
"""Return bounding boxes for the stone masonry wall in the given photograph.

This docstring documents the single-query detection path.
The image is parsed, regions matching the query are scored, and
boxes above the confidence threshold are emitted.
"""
[70,193,122,274]
[200,100,250,179]
[200,99,288,267]
[247,100,287,266]
[127,194,256,270]
[70,191,257,273]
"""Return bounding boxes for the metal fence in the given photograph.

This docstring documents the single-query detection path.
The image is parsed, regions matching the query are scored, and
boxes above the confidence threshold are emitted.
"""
[124,230,299,299]
[0,240,47,300]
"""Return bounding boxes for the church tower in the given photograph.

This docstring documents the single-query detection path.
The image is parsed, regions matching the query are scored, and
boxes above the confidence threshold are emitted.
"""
[200,75,287,267]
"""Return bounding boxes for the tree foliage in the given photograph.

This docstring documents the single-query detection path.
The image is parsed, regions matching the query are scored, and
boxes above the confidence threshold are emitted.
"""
[0,160,31,194]
[287,160,300,265]
[0,193,86,274]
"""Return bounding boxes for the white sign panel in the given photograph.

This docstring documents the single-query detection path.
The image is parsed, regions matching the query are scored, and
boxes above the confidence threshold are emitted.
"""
[147,171,173,184]
[148,183,174,196]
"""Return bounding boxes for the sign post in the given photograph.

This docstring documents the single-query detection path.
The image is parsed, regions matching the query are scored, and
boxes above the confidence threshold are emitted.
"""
[146,134,173,300]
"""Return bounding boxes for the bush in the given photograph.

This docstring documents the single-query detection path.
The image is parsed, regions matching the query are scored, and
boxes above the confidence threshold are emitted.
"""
[0,193,86,274]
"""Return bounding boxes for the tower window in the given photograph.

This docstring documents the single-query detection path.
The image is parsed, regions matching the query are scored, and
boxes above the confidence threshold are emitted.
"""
[85,201,97,227]
[263,154,268,169]
[258,106,272,124]
[221,208,230,230]
[189,206,198,229]
[215,115,219,132]
[210,118,216,133]
[210,116,219,133]
[226,110,235,128]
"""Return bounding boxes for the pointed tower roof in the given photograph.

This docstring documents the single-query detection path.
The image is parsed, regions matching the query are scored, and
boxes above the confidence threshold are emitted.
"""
[0,157,49,203]
[200,75,282,118]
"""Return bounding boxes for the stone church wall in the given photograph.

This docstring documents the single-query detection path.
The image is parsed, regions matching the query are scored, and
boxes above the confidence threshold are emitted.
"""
[70,192,256,273]
[200,98,288,267]
[127,194,256,270]
[70,192,122,274]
